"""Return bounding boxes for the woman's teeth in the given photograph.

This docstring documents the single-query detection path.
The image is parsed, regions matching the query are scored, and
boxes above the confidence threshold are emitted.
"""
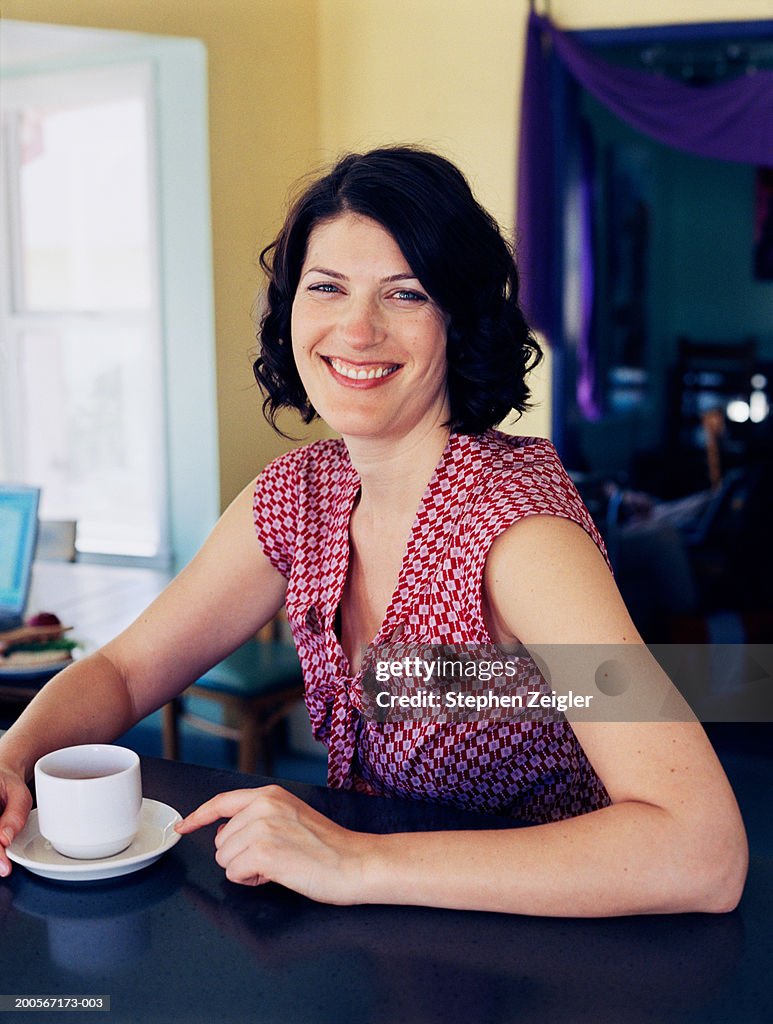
[328,358,398,381]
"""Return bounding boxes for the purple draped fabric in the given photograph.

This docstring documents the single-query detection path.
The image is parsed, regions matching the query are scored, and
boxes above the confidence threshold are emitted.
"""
[517,12,773,349]
[575,118,600,419]
[551,23,773,167]
[516,12,559,341]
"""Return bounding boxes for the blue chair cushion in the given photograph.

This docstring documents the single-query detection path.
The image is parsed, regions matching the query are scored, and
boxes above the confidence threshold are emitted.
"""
[194,640,302,698]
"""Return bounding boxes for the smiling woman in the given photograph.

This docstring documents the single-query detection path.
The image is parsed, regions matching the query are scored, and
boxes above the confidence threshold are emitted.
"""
[0,147,747,916]
[254,147,542,436]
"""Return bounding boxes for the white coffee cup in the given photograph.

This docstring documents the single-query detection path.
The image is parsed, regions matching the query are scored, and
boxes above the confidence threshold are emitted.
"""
[34,745,143,859]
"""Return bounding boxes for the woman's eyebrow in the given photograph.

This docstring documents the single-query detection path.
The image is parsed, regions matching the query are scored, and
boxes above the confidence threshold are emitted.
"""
[302,267,418,283]
[382,273,420,284]
[303,266,346,280]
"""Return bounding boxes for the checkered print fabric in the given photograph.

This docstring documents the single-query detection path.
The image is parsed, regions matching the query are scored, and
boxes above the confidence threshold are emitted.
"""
[253,430,611,823]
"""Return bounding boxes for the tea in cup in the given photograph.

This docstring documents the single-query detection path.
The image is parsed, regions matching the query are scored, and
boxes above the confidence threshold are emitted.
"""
[34,745,142,859]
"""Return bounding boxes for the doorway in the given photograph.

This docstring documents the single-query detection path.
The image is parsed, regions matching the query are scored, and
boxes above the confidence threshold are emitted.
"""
[552,19,773,488]
[547,19,773,637]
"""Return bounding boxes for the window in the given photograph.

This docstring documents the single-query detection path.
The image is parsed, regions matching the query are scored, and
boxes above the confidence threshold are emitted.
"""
[1,24,220,572]
[1,64,168,561]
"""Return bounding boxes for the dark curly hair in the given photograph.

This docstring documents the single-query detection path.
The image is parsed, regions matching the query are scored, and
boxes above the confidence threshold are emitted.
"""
[254,146,542,434]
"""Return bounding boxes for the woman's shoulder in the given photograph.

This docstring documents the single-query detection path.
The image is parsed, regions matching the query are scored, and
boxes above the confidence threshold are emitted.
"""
[257,439,361,530]
[466,429,559,463]
[259,437,351,483]
[468,430,572,491]
[461,430,605,553]
[252,439,352,572]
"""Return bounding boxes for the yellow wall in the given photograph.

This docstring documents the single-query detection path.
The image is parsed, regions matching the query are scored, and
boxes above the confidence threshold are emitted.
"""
[552,1,773,29]
[4,0,771,499]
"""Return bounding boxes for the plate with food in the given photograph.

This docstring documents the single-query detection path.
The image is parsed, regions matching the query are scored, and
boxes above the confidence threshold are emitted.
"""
[0,613,82,678]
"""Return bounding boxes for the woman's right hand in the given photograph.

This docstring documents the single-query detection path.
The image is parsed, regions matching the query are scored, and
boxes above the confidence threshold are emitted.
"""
[0,765,32,877]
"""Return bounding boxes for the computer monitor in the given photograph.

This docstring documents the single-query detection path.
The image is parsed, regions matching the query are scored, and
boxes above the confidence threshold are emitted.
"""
[0,484,40,631]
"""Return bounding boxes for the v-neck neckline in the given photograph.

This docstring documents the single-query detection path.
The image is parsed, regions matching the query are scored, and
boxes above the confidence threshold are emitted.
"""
[330,430,473,678]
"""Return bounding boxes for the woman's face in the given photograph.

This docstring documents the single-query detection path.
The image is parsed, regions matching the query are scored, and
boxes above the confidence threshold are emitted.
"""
[290,213,450,444]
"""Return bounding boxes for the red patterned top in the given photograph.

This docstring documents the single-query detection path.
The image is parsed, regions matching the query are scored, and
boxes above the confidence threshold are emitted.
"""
[253,430,611,823]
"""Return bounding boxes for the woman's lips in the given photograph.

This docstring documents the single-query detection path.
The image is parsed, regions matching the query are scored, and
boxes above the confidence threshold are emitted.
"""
[323,356,401,386]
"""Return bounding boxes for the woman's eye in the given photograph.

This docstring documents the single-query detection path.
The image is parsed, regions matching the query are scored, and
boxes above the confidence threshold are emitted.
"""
[308,282,341,294]
[393,289,426,302]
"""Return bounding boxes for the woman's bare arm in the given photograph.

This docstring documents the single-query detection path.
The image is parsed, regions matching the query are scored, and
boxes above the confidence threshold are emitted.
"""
[179,516,748,916]
[0,480,287,875]
[366,517,747,914]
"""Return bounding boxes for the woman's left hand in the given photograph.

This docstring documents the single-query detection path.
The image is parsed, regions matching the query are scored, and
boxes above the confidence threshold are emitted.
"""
[175,785,370,904]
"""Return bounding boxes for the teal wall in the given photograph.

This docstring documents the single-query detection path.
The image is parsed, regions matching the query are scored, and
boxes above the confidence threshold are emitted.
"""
[653,151,773,348]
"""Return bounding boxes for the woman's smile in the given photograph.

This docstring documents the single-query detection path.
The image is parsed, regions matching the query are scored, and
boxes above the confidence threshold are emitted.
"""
[323,356,402,386]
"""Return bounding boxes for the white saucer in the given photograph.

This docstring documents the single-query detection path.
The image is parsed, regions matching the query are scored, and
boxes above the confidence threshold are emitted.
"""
[8,799,182,882]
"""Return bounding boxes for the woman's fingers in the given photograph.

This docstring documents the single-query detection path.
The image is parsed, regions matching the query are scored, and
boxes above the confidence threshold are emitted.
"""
[175,784,367,902]
[217,837,271,887]
[0,772,32,878]
[175,787,266,833]
[175,787,281,887]
[176,785,305,884]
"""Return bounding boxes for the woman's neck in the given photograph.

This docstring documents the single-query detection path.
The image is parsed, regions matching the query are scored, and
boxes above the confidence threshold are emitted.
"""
[344,418,452,520]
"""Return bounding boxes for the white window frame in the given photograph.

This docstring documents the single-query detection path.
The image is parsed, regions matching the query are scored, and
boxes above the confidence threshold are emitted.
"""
[0,26,220,571]
[0,63,169,563]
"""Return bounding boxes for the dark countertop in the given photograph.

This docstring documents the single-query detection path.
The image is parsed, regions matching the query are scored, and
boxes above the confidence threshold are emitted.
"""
[1,754,771,1024]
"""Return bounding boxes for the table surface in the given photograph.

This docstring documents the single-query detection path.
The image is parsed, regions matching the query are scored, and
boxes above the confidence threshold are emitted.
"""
[0,562,169,697]
[1,754,771,1024]
[26,561,170,648]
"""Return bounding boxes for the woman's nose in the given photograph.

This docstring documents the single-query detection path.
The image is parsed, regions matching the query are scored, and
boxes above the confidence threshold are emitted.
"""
[339,296,385,349]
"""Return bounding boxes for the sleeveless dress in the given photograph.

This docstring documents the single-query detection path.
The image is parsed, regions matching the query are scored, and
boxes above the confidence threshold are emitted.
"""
[253,429,611,823]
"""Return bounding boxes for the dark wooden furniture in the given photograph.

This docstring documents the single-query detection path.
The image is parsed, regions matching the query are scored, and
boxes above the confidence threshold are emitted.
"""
[670,335,758,453]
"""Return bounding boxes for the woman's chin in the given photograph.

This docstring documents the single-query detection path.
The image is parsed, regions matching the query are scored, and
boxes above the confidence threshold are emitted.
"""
[322,411,396,441]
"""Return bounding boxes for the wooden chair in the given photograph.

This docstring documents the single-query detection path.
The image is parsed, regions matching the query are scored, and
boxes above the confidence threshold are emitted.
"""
[161,616,303,774]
